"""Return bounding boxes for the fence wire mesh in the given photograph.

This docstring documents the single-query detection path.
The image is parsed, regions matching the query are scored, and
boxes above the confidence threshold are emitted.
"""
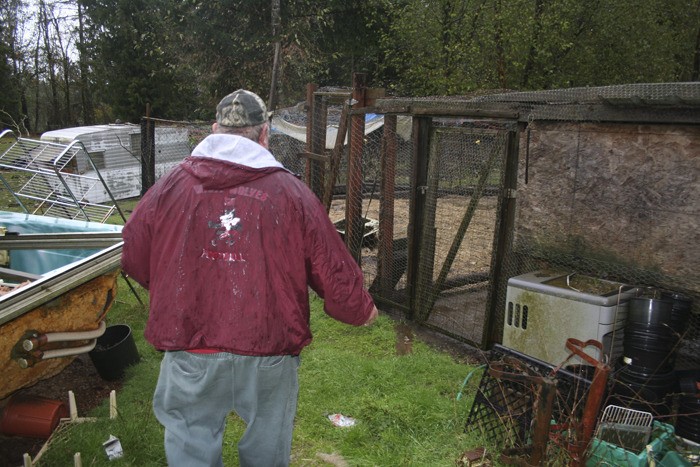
[139,118,210,194]
[271,95,389,297]
[412,122,509,347]
[137,84,700,449]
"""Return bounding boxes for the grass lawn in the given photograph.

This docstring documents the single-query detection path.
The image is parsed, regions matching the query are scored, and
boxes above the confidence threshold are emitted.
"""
[35,274,487,466]
[0,190,489,466]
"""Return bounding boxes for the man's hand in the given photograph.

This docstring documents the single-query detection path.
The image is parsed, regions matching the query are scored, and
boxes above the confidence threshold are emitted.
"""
[363,305,379,326]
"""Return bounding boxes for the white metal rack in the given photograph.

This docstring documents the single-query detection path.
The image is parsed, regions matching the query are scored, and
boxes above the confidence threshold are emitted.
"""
[0,130,124,223]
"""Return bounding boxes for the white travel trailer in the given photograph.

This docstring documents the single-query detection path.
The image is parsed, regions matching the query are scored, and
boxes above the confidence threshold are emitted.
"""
[41,124,190,202]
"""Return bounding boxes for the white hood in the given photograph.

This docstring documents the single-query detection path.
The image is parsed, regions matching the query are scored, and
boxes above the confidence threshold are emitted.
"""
[191,134,283,169]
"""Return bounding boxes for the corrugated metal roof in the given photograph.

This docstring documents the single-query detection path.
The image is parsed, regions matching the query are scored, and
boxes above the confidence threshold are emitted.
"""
[40,124,139,143]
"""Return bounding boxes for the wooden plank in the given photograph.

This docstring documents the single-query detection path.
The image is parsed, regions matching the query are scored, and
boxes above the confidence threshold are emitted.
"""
[406,116,431,320]
[411,106,519,119]
[323,103,350,210]
[377,115,397,295]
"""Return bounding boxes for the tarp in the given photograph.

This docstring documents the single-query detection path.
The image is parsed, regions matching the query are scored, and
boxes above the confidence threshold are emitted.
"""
[271,114,412,149]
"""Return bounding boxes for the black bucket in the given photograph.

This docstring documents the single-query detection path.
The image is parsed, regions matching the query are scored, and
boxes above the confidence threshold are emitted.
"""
[676,394,700,443]
[89,324,140,381]
[675,369,700,394]
[609,363,676,416]
[627,297,674,327]
[661,291,693,335]
[623,322,679,373]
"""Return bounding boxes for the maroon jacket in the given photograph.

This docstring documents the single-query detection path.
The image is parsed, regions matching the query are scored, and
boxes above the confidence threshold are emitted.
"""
[122,135,374,355]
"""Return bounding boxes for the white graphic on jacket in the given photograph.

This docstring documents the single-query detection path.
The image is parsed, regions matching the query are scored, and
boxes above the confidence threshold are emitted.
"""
[208,209,242,246]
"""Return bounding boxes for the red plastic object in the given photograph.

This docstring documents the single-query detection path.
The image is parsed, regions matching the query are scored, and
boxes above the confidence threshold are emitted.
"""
[0,394,68,438]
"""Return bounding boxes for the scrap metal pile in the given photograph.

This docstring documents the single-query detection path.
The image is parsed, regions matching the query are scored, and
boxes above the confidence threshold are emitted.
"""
[465,335,699,466]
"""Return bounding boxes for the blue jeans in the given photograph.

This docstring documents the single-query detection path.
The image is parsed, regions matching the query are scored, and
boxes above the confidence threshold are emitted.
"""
[153,351,300,467]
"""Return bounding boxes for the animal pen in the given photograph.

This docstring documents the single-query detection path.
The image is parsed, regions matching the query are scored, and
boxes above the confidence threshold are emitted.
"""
[140,81,700,361]
[275,81,700,369]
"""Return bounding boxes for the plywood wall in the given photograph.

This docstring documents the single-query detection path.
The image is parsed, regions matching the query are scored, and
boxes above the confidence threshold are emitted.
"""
[514,121,700,293]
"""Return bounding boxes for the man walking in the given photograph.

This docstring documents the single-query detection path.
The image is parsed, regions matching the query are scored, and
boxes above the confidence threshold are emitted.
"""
[121,89,378,466]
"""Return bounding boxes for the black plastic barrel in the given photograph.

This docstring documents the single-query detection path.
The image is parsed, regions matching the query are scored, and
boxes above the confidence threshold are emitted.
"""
[624,297,678,373]
[89,324,140,381]
[627,296,674,327]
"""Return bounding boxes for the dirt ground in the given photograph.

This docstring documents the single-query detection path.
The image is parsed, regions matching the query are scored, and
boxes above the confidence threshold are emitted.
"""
[0,354,122,466]
[331,194,499,346]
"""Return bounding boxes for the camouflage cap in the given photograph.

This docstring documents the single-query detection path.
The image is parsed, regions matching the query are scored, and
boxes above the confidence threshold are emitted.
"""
[216,89,268,127]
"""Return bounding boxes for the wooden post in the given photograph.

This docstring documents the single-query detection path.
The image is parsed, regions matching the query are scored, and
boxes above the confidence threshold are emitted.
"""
[139,103,155,195]
[378,115,397,295]
[485,128,520,347]
[406,116,431,320]
[415,129,440,321]
[310,94,328,199]
[323,103,350,211]
[304,83,317,187]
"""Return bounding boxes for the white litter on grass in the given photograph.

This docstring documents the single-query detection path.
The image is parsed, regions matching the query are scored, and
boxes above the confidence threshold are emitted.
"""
[328,413,356,427]
[103,434,123,460]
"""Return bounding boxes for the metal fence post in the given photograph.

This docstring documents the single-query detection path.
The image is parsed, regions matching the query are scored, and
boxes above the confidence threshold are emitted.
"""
[140,112,155,195]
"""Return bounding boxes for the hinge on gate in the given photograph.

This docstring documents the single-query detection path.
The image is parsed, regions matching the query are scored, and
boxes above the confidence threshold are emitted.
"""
[505,189,517,199]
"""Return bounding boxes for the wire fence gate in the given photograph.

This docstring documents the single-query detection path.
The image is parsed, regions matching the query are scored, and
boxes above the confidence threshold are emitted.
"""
[273,84,519,350]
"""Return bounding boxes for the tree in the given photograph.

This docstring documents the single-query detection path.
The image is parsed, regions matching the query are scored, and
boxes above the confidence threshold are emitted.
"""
[375,0,699,96]
[307,0,391,88]
[3,0,699,130]
[377,0,490,95]
[79,0,198,122]
[39,0,64,129]
[76,1,95,124]
[0,0,27,133]
[555,0,698,86]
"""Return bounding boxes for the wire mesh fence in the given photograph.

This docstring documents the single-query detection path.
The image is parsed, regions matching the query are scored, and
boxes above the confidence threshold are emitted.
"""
[274,92,517,349]
[270,89,390,296]
[139,118,210,194]
[412,123,510,346]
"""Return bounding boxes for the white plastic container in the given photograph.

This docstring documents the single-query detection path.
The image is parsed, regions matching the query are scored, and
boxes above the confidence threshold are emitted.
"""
[502,270,638,366]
